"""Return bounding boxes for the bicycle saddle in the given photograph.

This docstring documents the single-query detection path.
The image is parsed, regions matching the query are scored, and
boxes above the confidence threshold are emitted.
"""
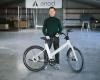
[41,37,47,41]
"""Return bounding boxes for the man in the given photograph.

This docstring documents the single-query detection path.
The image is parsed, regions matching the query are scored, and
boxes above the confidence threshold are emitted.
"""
[42,7,62,70]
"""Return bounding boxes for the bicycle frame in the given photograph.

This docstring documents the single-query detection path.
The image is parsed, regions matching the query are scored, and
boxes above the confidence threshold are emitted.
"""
[33,39,78,61]
[24,31,83,72]
[44,40,78,60]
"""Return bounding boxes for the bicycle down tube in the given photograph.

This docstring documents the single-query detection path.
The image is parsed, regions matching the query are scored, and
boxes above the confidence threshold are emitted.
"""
[45,40,73,59]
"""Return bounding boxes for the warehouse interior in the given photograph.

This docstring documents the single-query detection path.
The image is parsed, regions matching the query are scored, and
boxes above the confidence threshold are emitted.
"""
[0,0,100,31]
[0,0,100,80]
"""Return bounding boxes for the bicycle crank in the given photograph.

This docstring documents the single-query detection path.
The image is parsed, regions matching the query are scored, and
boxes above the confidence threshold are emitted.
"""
[49,59,56,66]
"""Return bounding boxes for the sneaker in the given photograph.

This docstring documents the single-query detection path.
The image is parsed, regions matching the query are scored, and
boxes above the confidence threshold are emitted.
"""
[53,64,60,70]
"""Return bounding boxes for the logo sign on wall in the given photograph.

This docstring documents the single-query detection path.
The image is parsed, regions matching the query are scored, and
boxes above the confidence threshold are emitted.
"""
[26,0,62,8]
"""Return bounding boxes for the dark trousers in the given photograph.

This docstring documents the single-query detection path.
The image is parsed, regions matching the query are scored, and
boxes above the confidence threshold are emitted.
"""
[47,37,59,64]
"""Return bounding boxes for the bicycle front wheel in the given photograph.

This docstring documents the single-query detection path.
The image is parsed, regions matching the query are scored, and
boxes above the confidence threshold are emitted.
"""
[23,45,48,72]
[67,47,84,73]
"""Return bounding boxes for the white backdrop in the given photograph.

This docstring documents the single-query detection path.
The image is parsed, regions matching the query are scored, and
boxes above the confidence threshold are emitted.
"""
[26,0,62,8]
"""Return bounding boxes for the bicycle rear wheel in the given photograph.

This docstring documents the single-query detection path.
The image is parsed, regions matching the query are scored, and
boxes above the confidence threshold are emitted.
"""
[23,45,48,72]
[67,47,84,73]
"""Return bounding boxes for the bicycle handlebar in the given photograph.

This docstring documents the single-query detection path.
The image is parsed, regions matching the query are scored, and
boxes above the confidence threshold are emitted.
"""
[60,29,73,37]
[41,29,73,41]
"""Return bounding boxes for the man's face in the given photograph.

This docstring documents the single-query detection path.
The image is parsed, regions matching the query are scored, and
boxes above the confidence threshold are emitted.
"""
[49,8,56,17]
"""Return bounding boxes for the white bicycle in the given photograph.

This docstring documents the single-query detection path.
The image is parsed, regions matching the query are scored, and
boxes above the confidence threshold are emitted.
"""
[23,29,84,72]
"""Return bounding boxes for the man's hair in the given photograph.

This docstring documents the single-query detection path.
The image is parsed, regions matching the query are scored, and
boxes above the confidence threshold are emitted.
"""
[49,7,56,11]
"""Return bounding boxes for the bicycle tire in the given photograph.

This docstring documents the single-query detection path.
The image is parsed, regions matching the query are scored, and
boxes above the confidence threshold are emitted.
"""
[67,47,84,73]
[23,45,48,72]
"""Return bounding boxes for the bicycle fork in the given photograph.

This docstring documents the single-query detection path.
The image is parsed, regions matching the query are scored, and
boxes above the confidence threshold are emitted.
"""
[68,40,78,61]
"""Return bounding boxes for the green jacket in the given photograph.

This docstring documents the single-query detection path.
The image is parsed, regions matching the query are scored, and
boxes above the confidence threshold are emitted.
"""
[42,17,62,37]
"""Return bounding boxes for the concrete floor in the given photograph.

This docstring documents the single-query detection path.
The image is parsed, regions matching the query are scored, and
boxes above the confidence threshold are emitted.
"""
[0,29,100,80]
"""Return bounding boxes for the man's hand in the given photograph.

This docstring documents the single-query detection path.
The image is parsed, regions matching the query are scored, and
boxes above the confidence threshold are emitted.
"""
[46,36,50,39]
[55,33,60,37]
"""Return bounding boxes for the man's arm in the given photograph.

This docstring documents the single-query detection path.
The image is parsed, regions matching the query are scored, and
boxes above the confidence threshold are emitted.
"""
[58,19,63,34]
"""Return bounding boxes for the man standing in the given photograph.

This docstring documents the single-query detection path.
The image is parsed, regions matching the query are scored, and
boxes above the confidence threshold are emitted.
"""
[42,7,62,69]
